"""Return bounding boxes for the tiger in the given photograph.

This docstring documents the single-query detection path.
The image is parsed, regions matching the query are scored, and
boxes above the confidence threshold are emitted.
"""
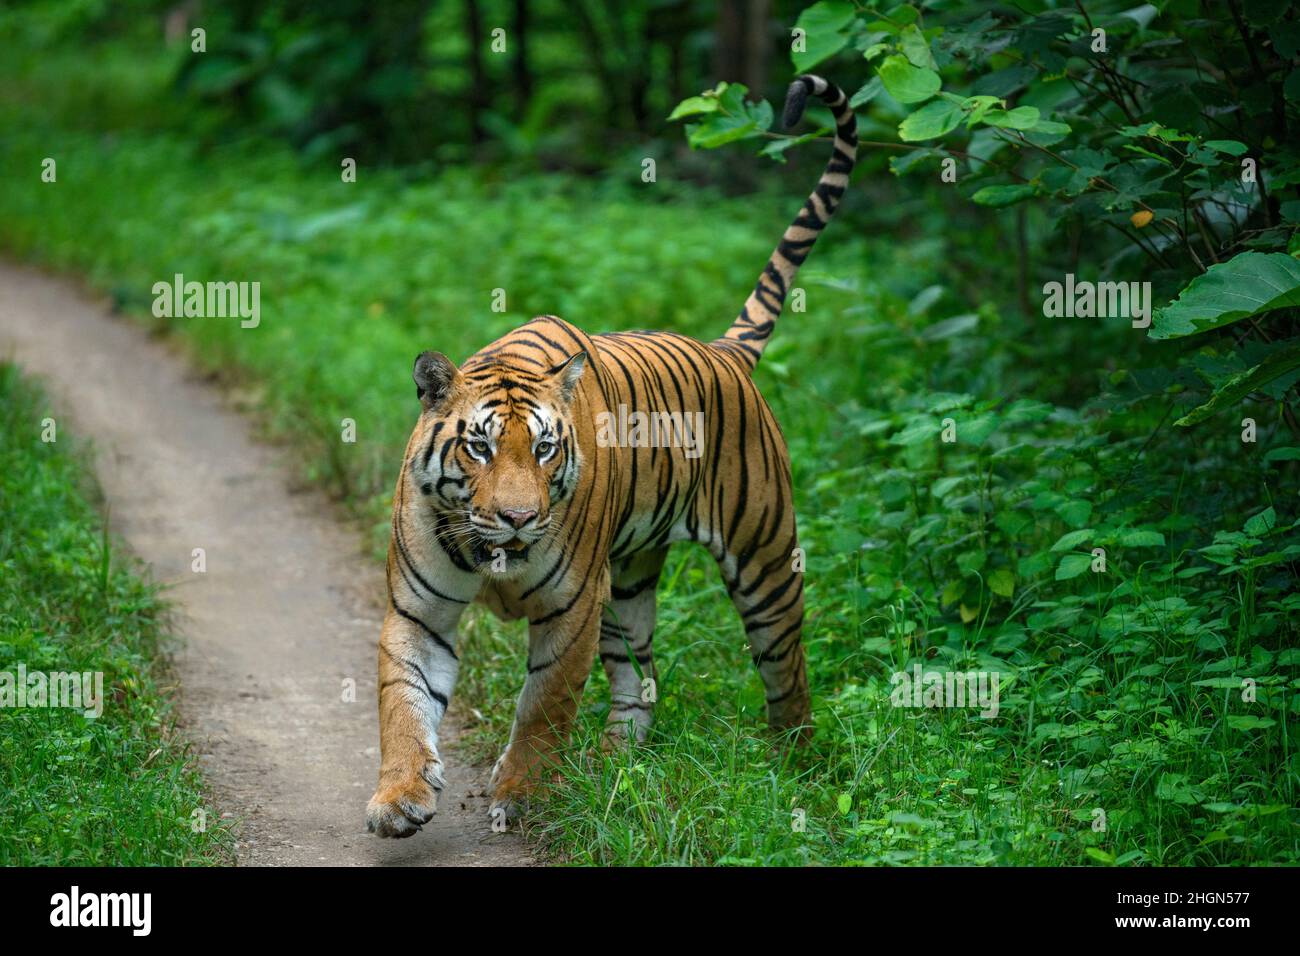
[367,73,857,837]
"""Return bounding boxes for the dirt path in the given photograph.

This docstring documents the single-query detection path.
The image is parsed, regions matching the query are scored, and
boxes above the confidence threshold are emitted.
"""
[0,262,532,866]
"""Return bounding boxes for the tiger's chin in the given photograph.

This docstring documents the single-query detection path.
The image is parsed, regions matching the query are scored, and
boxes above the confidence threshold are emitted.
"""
[471,536,536,577]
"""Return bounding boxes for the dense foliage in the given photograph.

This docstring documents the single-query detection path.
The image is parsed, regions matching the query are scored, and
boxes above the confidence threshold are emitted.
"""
[0,365,233,865]
[0,1,1295,865]
[679,0,1300,426]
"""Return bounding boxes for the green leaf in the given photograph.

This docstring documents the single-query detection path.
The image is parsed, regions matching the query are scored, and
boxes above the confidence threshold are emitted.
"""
[878,54,941,105]
[1051,529,1093,552]
[960,95,1002,127]
[1264,446,1300,462]
[988,569,1015,599]
[1018,551,1053,578]
[890,418,938,446]
[899,24,937,70]
[961,412,1000,445]
[1174,340,1300,426]
[898,99,964,141]
[1150,252,1300,340]
[667,96,719,121]
[1029,119,1071,136]
[921,313,978,340]
[983,106,1041,130]
[1286,68,1300,103]
[792,0,856,72]
[688,115,759,149]
[1119,529,1165,547]
[1226,715,1277,731]
[881,3,918,27]
[1055,552,1093,580]
[758,128,830,163]
[836,792,853,815]
[1056,499,1092,528]
[1204,139,1249,157]
[849,77,883,108]
[1123,143,1174,165]
[1155,773,1200,805]
[941,578,964,608]
[971,184,1036,207]
[686,84,773,149]
[1244,507,1277,537]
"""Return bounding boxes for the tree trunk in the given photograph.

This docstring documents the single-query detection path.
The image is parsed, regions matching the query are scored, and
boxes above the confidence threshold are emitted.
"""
[513,0,532,115]
[567,0,622,129]
[742,0,771,96]
[713,0,743,84]
[628,10,652,129]
[465,0,487,144]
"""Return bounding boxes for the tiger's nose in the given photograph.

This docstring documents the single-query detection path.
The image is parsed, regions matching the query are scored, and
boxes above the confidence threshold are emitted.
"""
[500,508,538,529]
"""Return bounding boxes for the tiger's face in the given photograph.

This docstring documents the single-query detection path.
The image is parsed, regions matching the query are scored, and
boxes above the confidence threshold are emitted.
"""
[409,349,586,570]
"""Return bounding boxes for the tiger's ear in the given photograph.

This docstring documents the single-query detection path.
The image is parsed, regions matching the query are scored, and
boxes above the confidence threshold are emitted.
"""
[413,351,459,411]
[549,350,587,403]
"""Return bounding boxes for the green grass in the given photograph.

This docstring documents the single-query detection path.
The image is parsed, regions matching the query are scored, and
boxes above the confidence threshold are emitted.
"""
[0,363,234,865]
[0,35,1296,866]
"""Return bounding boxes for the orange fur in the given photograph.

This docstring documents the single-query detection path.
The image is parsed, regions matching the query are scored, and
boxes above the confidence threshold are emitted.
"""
[367,75,856,836]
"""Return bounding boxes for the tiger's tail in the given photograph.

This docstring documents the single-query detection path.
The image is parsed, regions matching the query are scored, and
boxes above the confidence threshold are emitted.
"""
[713,74,858,373]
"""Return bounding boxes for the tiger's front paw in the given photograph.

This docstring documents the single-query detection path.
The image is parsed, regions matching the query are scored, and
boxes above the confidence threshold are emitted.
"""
[366,757,446,838]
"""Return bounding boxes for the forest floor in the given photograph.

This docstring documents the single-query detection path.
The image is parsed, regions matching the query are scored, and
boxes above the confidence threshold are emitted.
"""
[0,261,533,866]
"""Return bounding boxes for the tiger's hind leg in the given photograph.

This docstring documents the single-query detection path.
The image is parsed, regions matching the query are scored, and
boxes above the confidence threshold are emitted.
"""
[714,476,811,742]
[599,548,668,747]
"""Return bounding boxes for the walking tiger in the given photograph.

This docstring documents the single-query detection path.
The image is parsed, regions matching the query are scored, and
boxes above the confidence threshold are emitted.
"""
[368,74,857,836]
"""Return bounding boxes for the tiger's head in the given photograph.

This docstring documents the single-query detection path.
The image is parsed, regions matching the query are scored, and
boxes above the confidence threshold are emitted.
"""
[408,348,587,571]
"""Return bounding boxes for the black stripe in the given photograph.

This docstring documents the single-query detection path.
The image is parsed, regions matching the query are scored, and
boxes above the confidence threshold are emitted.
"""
[392,599,459,659]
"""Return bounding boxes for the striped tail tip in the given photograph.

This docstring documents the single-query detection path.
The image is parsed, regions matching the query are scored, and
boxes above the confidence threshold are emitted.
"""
[714,75,858,374]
